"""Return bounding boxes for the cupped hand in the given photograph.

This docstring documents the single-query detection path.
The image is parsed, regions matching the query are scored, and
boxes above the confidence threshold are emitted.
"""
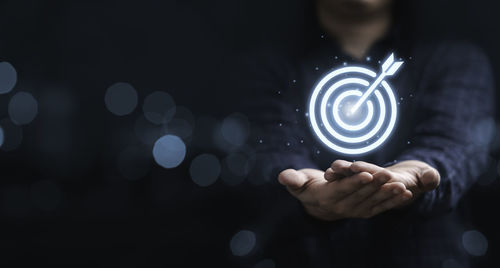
[278,160,410,221]
[346,160,441,214]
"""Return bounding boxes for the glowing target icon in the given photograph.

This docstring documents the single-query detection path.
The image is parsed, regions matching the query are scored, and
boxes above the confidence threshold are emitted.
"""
[308,53,404,155]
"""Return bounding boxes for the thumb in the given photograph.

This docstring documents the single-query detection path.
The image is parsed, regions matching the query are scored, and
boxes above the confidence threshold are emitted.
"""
[278,169,309,195]
[418,166,441,192]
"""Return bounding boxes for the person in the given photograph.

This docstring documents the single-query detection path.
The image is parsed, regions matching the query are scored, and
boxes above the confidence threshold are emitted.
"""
[244,0,495,266]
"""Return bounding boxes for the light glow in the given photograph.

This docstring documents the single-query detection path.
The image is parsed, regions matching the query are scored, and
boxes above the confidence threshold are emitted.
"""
[308,54,402,155]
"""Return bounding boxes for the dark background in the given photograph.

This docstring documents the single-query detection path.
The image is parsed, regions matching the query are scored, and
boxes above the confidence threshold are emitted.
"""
[0,0,499,266]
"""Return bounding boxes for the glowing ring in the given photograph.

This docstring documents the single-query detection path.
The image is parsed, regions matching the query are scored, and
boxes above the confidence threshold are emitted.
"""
[308,66,398,155]
[321,82,386,143]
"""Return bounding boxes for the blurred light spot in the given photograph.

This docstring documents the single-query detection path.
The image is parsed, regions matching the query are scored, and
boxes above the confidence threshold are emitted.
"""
[153,135,186,168]
[226,152,250,177]
[0,62,17,94]
[471,117,495,146]
[30,180,62,211]
[462,230,488,256]
[117,146,152,180]
[104,82,138,116]
[174,106,195,125]
[8,92,38,125]
[134,115,166,145]
[0,118,23,151]
[254,259,276,268]
[143,91,176,124]
[230,230,256,256]
[221,113,249,147]
[442,259,463,268]
[189,154,220,187]
[221,152,250,186]
[247,155,273,185]
[168,118,193,139]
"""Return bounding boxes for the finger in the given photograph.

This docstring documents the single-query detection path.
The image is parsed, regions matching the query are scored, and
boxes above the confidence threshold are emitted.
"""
[328,171,373,201]
[370,190,413,216]
[354,182,405,212]
[418,167,440,191]
[372,169,395,184]
[324,167,350,182]
[278,169,309,195]
[329,160,354,180]
[350,161,384,175]
[336,172,393,208]
[324,168,336,181]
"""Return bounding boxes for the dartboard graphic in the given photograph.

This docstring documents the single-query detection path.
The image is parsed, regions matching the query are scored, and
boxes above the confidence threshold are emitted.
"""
[308,53,403,155]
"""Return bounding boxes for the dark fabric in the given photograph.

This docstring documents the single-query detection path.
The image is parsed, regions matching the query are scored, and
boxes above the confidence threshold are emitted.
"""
[242,27,495,267]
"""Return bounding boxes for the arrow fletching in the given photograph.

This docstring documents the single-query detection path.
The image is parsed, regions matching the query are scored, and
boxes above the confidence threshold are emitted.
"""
[381,53,403,76]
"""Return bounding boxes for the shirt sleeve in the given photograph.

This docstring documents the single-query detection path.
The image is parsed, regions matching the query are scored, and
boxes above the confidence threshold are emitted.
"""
[395,43,495,216]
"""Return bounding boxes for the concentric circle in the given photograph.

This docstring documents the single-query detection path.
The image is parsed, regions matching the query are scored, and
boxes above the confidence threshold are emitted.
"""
[308,66,398,155]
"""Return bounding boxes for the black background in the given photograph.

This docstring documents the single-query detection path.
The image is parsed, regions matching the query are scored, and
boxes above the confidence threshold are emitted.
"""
[0,0,499,266]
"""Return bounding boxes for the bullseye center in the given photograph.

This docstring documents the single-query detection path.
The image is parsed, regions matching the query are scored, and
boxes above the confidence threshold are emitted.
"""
[332,89,373,131]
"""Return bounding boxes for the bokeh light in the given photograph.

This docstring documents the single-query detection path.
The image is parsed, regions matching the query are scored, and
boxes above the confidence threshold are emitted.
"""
[168,118,193,139]
[173,106,195,125]
[225,152,250,177]
[220,113,249,147]
[117,146,152,180]
[471,117,495,146]
[189,154,221,187]
[104,82,138,116]
[254,259,276,268]
[0,118,23,151]
[221,152,250,186]
[462,230,488,256]
[134,115,167,145]
[230,230,256,256]
[143,91,176,124]
[152,135,186,168]
[0,61,17,94]
[8,92,38,125]
[30,180,62,211]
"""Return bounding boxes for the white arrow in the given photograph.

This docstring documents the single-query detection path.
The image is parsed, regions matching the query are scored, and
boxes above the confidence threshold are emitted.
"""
[350,53,403,114]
